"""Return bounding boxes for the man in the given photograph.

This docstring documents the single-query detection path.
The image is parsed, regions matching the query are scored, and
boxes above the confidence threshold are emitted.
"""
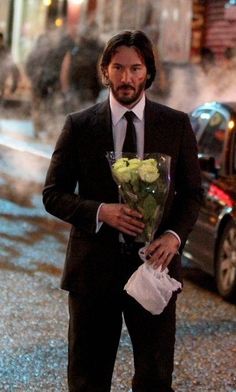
[43,30,202,392]
[0,32,20,101]
[60,25,103,112]
[25,30,74,133]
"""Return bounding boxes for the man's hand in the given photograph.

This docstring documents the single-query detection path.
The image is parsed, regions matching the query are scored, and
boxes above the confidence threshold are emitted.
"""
[145,232,180,271]
[98,203,144,236]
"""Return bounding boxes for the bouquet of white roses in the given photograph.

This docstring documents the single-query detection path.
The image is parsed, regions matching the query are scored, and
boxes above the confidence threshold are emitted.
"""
[107,152,171,244]
[107,152,182,315]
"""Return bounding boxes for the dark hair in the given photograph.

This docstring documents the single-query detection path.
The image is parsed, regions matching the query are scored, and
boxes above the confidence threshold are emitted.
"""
[100,30,156,89]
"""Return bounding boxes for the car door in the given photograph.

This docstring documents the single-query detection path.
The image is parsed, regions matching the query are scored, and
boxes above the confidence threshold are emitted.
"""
[185,106,230,274]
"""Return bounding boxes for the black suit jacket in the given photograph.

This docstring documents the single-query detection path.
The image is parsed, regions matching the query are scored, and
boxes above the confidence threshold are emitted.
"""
[43,98,203,295]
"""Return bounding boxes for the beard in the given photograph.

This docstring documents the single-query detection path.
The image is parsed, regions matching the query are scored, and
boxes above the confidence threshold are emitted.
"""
[108,80,146,106]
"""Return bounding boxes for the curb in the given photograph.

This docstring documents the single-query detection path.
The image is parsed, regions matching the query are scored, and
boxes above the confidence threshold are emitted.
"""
[0,118,53,159]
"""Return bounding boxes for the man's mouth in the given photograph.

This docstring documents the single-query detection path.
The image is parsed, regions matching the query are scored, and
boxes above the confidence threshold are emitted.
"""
[118,85,135,91]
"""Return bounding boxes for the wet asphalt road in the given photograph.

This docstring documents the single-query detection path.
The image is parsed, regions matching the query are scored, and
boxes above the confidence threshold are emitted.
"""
[0,144,236,392]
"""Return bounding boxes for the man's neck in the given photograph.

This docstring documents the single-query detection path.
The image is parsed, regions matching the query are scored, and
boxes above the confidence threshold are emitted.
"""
[109,91,146,111]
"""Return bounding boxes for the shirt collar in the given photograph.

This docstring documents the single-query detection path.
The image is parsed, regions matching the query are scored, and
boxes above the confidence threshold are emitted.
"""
[109,91,145,126]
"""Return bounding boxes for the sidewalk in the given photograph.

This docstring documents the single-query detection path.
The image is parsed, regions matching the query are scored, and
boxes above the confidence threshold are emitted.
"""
[0,95,83,159]
[0,112,53,159]
[0,94,94,160]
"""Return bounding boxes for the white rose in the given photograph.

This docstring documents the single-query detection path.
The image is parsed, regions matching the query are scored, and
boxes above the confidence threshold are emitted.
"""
[138,163,160,183]
[128,158,141,167]
[113,166,131,183]
[113,158,128,170]
[142,159,157,166]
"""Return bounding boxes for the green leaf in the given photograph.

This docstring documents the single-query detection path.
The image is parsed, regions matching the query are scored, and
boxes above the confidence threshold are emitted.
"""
[143,194,157,220]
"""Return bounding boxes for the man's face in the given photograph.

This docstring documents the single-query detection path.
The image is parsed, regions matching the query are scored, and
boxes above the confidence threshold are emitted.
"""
[105,45,149,108]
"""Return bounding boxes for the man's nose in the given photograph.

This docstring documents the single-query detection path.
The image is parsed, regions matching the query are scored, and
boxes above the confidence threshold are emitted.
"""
[121,69,132,83]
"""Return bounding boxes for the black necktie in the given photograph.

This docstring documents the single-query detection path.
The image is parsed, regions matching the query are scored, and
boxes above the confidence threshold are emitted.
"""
[123,111,136,153]
[122,111,137,245]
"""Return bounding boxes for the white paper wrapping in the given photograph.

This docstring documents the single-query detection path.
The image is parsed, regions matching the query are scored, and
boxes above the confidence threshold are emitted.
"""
[124,262,182,315]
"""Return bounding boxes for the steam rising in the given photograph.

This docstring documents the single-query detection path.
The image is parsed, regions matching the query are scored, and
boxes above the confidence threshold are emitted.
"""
[163,64,236,112]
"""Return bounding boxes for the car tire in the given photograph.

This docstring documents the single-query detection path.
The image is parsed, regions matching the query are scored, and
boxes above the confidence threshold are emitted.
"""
[215,220,236,301]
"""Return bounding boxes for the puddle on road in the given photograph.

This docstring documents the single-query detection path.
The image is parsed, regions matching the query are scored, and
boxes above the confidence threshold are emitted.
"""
[0,174,69,278]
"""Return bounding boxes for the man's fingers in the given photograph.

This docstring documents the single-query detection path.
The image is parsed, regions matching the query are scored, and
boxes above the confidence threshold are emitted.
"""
[122,214,144,229]
[119,217,144,235]
[122,205,143,220]
[161,253,173,271]
[147,247,176,270]
[99,203,145,236]
[119,205,144,234]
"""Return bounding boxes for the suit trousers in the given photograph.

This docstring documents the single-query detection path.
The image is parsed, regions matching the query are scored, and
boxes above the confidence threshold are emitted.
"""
[67,250,177,392]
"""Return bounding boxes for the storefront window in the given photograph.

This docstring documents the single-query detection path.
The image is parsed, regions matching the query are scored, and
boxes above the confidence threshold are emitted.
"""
[14,0,48,63]
[0,0,11,41]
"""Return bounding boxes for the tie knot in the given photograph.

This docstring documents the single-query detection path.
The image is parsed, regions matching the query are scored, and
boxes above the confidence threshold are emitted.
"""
[124,111,135,122]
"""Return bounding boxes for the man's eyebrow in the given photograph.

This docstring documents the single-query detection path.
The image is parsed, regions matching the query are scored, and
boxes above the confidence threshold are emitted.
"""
[111,62,143,66]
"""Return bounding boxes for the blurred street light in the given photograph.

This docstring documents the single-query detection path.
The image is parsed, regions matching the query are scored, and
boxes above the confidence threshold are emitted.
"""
[43,0,52,6]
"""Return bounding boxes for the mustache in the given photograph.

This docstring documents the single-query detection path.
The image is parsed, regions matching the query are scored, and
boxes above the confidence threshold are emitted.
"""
[117,84,135,91]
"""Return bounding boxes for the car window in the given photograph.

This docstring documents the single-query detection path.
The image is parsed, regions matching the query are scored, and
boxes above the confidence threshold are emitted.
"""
[189,109,213,140]
[198,111,227,167]
[233,138,236,174]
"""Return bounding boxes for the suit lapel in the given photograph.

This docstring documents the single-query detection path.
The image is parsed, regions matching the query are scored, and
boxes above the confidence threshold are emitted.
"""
[94,99,114,154]
[144,99,163,153]
[93,100,119,201]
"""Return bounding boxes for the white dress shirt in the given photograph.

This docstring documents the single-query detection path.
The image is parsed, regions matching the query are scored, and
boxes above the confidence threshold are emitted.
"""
[110,91,145,158]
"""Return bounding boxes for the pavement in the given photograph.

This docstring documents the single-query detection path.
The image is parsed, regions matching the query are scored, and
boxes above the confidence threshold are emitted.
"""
[0,96,93,158]
[0,116,53,159]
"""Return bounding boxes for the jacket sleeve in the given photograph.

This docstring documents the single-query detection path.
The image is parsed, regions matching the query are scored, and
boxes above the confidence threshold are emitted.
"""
[165,114,203,250]
[42,114,100,234]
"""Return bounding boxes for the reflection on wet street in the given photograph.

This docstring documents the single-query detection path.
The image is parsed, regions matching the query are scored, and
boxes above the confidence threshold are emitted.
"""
[0,146,69,390]
[0,145,235,391]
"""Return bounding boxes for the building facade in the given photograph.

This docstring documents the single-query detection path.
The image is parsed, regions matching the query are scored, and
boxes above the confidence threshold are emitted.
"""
[1,0,67,63]
[2,0,236,65]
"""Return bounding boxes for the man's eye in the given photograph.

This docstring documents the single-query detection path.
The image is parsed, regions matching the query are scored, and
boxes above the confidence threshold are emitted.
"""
[132,67,141,72]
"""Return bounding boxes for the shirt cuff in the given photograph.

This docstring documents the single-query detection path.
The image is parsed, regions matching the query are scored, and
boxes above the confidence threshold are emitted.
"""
[164,230,181,246]
[95,203,105,233]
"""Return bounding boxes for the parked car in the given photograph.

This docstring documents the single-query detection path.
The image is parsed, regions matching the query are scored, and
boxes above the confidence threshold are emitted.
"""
[185,101,236,301]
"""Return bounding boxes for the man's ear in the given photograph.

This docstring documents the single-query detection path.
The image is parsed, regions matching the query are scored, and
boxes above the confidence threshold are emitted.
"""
[147,74,151,79]
[101,67,110,87]
[103,68,109,79]
[101,65,108,79]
